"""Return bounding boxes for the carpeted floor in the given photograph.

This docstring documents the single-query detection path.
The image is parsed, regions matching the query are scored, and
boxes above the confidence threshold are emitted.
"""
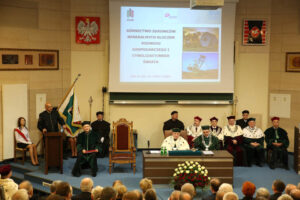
[10,151,300,199]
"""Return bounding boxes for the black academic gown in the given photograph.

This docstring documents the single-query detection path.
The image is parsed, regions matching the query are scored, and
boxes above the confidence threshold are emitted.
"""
[91,120,110,157]
[236,119,248,129]
[163,119,184,132]
[264,127,289,168]
[37,110,65,132]
[243,137,265,166]
[72,130,101,176]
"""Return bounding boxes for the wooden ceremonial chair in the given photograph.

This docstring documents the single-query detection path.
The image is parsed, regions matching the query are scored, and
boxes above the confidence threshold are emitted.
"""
[109,118,136,174]
[14,136,28,165]
[164,130,188,141]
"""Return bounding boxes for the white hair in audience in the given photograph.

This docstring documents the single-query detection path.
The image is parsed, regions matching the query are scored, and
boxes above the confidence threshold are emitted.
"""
[256,187,270,199]
[50,180,62,193]
[80,178,94,192]
[223,192,239,200]
[181,183,195,198]
[12,189,29,200]
[218,183,233,194]
[278,194,293,200]
[92,186,103,200]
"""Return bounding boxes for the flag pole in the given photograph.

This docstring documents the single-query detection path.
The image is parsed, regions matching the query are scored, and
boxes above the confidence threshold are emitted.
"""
[58,73,81,109]
[88,96,93,121]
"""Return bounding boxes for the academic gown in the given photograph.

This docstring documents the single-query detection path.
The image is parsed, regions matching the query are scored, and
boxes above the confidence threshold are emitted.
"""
[194,134,220,151]
[243,126,265,166]
[72,130,101,176]
[187,124,202,148]
[91,120,110,157]
[222,125,246,166]
[163,119,184,132]
[37,110,65,132]
[161,136,190,151]
[264,127,289,168]
[209,126,223,149]
[236,119,248,129]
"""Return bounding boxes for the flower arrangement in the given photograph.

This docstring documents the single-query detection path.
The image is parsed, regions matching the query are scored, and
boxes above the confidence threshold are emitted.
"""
[172,161,210,189]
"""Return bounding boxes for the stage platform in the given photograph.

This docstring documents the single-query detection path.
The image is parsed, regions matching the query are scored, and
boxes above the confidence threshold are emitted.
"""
[8,151,300,200]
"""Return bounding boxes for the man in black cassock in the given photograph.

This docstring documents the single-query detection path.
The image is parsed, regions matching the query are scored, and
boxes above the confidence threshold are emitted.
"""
[91,111,110,157]
[264,117,289,170]
[236,110,250,129]
[72,121,101,177]
[163,111,184,133]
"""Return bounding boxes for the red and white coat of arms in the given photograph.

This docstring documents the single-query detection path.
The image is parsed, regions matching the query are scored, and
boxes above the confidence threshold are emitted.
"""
[75,16,100,44]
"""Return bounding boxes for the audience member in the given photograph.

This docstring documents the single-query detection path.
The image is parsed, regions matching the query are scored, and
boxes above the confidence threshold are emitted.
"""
[278,194,293,200]
[216,191,226,200]
[224,192,239,200]
[132,190,143,200]
[179,192,192,200]
[290,189,300,200]
[169,191,181,200]
[144,189,157,200]
[285,184,297,195]
[242,181,256,200]
[256,187,270,199]
[255,197,268,200]
[181,183,195,199]
[100,187,116,200]
[203,178,221,200]
[19,181,37,200]
[297,183,300,190]
[91,186,103,200]
[140,178,153,195]
[112,180,123,189]
[47,194,65,200]
[122,191,138,200]
[72,178,93,200]
[219,183,233,194]
[115,185,127,200]
[0,164,18,200]
[55,182,72,200]
[50,180,62,194]
[271,180,286,200]
[12,189,29,200]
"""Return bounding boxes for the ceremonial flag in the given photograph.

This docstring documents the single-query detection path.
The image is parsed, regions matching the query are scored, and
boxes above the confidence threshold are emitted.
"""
[58,86,82,137]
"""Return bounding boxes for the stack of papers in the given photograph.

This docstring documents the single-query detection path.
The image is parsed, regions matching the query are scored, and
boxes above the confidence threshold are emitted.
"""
[203,151,214,155]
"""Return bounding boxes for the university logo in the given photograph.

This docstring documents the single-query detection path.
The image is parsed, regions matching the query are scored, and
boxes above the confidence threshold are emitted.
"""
[127,8,134,18]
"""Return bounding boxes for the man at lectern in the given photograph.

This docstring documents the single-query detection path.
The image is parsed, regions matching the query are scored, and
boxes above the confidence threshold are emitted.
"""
[194,125,220,151]
[161,128,190,151]
[72,121,101,177]
[163,111,185,132]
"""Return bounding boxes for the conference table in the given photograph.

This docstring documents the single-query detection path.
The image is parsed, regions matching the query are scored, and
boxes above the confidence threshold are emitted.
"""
[143,150,233,184]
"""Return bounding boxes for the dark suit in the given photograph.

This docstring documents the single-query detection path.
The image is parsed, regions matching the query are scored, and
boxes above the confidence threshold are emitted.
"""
[71,192,91,200]
[203,193,216,200]
[236,119,248,129]
[270,193,282,200]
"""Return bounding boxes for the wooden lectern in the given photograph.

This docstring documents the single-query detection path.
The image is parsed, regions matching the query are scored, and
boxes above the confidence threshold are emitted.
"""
[294,127,300,174]
[44,132,63,174]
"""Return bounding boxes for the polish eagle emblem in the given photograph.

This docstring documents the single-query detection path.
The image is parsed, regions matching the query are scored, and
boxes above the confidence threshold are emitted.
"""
[76,17,100,44]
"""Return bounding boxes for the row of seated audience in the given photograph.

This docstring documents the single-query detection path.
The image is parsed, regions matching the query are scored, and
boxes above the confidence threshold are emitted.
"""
[162,110,289,169]
[0,164,299,200]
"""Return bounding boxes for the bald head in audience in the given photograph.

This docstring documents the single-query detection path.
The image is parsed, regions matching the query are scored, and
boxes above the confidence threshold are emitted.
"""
[219,183,233,194]
[286,184,297,195]
[179,192,192,200]
[12,189,29,200]
[181,183,195,198]
[80,178,93,193]
[223,192,239,200]
[256,187,270,199]
[290,189,300,200]
[19,181,33,199]
[169,191,181,200]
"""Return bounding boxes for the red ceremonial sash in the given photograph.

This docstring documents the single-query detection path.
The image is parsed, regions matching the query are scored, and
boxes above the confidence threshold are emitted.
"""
[84,150,97,154]
[14,128,28,142]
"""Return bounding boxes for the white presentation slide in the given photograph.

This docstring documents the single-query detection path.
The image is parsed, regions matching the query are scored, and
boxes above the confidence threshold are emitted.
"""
[109,0,236,93]
[120,7,221,83]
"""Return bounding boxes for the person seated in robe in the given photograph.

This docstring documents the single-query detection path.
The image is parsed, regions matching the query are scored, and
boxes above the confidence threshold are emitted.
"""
[72,121,101,177]
[209,117,223,149]
[14,117,39,166]
[187,116,202,148]
[222,116,246,166]
[161,128,190,151]
[236,110,250,129]
[194,125,220,151]
[163,111,184,133]
[242,118,265,167]
[264,117,289,170]
[91,111,111,157]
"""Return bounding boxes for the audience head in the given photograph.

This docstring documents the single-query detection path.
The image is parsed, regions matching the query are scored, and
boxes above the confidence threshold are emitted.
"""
[290,189,300,200]
[144,189,157,200]
[55,182,72,200]
[50,180,62,194]
[80,178,94,193]
[216,191,225,200]
[140,178,153,194]
[256,187,270,199]
[45,103,53,112]
[285,184,297,195]
[100,187,116,200]
[179,192,192,200]
[132,190,143,200]
[194,116,202,126]
[0,164,12,178]
[115,185,127,200]
[210,178,222,193]
[169,190,181,200]
[242,110,250,120]
[96,111,104,120]
[271,117,280,128]
[112,180,123,188]
[273,180,286,194]
[46,194,65,200]
[12,189,29,200]
[219,183,233,194]
[224,192,239,200]
[278,194,293,200]
[242,181,256,197]
[171,111,178,120]
[92,186,103,200]
[19,181,33,198]
[227,116,236,126]
[181,183,195,198]
[123,191,139,200]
